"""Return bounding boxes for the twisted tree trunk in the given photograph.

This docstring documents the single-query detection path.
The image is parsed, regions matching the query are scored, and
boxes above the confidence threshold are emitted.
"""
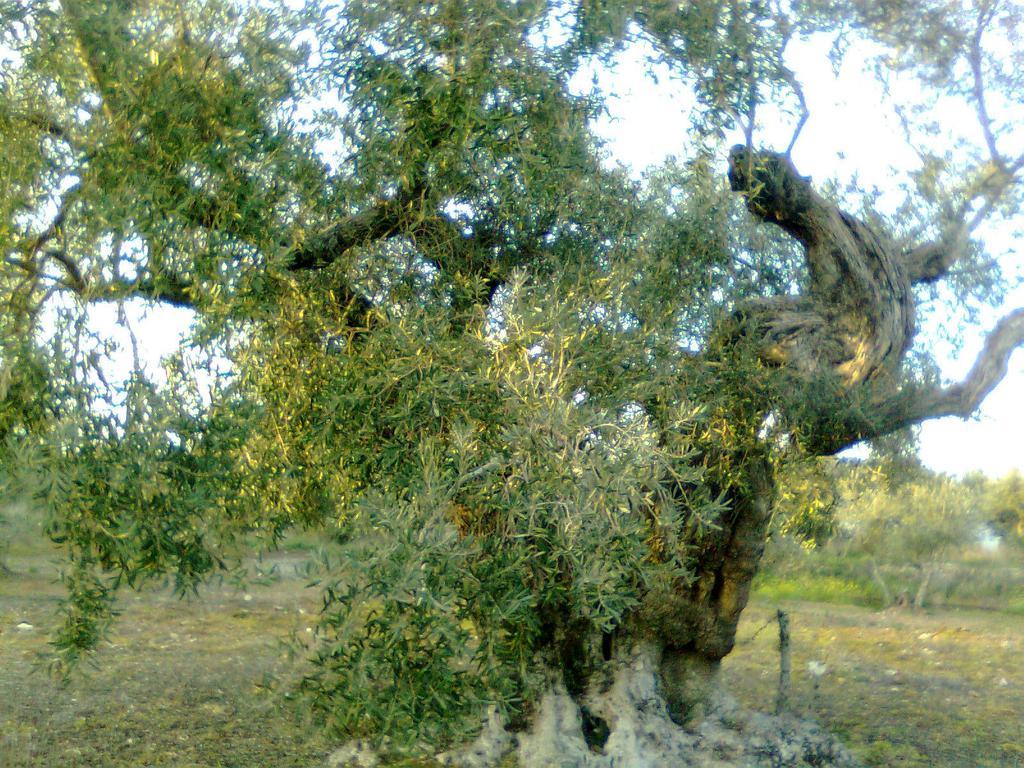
[635,145,1019,727]
[635,147,921,725]
[519,147,1024,750]
[639,454,776,725]
[726,146,915,388]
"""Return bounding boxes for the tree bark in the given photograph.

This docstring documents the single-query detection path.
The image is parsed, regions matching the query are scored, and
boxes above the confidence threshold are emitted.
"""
[870,558,894,607]
[637,454,777,725]
[726,145,915,388]
[726,146,1024,456]
[913,564,934,610]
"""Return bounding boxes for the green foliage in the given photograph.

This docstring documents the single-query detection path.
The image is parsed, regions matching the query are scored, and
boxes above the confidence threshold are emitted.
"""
[753,572,883,608]
[1005,593,1024,616]
[967,470,1024,547]
[301,496,534,750]
[292,276,733,749]
[770,456,839,547]
[2,0,1022,754]
[834,461,980,568]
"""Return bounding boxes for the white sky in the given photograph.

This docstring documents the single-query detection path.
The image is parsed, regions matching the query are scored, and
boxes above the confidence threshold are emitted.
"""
[94,22,1023,480]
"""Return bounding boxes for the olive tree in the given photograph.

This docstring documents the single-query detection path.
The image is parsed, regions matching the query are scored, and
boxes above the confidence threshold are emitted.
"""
[834,463,979,608]
[2,0,1023,757]
[968,469,1024,548]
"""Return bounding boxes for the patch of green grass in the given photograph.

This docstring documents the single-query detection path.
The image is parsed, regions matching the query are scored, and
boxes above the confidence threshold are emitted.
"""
[753,573,883,608]
[1002,592,1024,615]
[859,739,929,767]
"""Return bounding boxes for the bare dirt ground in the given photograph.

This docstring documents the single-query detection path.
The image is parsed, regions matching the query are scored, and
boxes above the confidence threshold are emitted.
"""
[1,543,1022,767]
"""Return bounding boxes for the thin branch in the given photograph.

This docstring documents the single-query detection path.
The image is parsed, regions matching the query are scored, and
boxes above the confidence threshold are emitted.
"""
[46,249,86,293]
[774,10,808,158]
[22,183,82,256]
[899,1,1024,285]
[742,86,757,149]
[969,0,1004,171]
[7,243,197,308]
[5,181,199,308]
[904,155,1024,284]
[3,256,35,273]
[782,69,808,158]
[24,113,69,141]
[70,272,196,308]
[128,275,195,308]
[6,182,89,297]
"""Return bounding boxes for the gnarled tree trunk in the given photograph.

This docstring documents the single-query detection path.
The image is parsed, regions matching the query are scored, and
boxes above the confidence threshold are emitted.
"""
[630,146,921,726]
[596,145,1023,732]
[638,454,776,725]
[503,148,1024,758]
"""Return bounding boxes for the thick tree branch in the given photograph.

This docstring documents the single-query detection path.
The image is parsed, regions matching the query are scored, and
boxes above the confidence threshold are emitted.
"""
[727,145,914,386]
[911,307,1024,420]
[288,190,504,276]
[728,150,1023,455]
[21,183,82,257]
[287,191,507,315]
[800,308,1024,455]
[288,200,406,271]
[728,146,894,299]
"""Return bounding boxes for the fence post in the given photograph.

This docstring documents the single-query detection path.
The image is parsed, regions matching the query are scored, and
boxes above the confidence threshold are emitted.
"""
[775,609,791,715]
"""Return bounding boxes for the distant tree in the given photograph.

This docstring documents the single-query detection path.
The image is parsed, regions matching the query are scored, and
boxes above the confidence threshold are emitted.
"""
[967,470,1024,548]
[2,0,1024,757]
[836,464,979,609]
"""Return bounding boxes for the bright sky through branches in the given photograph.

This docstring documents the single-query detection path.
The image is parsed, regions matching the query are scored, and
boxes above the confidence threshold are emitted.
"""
[569,33,1024,479]
[84,17,1024,480]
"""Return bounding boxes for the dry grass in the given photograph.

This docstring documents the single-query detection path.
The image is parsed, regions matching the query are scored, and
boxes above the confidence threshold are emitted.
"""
[723,597,1024,767]
[0,551,332,768]
[2,534,1022,767]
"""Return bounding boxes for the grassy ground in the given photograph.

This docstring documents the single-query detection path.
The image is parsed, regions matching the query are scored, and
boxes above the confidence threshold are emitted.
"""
[0,549,333,768]
[2,527,1022,767]
[723,598,1024,767]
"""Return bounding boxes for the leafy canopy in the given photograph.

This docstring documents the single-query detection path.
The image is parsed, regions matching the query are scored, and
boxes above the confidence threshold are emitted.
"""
[1,0,1022,751]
